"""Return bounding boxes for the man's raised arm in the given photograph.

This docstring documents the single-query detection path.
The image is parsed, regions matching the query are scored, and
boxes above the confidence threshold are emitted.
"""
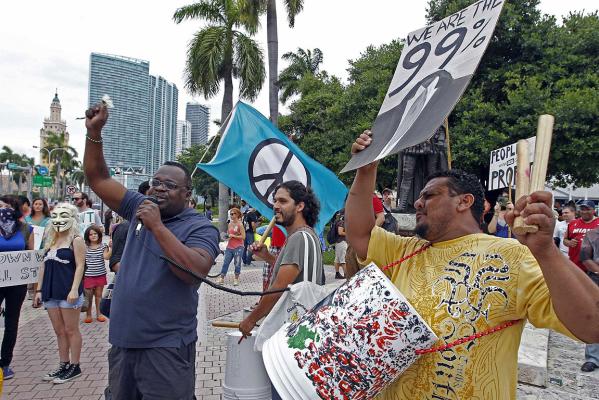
[345,130,377,260]
[506,192,599,343]
[83,105,127,211]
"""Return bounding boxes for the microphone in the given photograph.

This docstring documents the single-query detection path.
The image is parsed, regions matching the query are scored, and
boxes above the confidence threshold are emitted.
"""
[136,196,159,236]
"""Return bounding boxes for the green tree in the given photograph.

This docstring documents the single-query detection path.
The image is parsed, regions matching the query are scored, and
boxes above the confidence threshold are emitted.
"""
[43,131,78,199]
[177,142,220,207]
[174,0,266,231]
[280,2,598,191]
[426,0,599,187]
[278,47,323,103]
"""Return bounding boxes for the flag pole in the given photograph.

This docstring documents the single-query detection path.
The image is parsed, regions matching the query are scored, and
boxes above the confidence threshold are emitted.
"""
[191,106,236,179]
[444,117,452,169]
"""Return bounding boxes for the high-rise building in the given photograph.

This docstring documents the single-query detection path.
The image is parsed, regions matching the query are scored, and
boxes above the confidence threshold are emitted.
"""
[176,120,192,157]
[88,53,150,174]
[185,102,209,146]
[39,91,69,166]
[148,76,178,174]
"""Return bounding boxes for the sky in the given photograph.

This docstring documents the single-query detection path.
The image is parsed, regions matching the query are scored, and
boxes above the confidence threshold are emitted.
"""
[1,0,597,166]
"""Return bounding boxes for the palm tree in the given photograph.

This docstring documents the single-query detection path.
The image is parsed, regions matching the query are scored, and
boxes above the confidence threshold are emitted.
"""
[278,47,323,103]
[0,146,17,193]
[14,154,34,195]
[242,0,304,126]
[174,0,266,232]
[44,131,78,199]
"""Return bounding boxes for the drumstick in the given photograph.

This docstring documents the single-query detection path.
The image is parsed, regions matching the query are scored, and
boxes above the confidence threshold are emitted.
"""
[529,115,554,192]
[512,140,531,234]
[258,216,277,246]
[211,321,240,328]
[512,115,554,235]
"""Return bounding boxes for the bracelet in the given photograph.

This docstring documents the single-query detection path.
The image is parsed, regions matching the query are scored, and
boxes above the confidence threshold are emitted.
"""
[35,290,42,293]
[86,135,103,144]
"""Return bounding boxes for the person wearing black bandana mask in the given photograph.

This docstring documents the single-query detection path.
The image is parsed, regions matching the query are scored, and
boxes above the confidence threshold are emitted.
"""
[0,195,34,380]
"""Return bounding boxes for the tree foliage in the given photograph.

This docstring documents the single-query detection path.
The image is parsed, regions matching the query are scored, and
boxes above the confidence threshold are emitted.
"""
[279,1,599,188]
[177,141,220,206]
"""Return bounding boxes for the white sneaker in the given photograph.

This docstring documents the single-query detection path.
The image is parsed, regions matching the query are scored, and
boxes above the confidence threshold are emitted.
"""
[215,276,224,285]
[233,278,240,286]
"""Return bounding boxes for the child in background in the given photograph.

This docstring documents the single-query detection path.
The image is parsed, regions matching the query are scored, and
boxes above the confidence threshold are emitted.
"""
[82,225,110,323]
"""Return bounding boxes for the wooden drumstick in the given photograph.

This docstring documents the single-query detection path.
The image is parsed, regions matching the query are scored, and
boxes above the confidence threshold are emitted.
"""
[258,216,277,246]
[530,115,554,192]
[512,115,554,235]
[512,139,532,234]
[211,321,240,328]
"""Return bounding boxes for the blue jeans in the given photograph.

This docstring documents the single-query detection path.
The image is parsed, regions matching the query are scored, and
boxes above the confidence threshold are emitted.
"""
[220,247,243,276]
[585,271,599,365]
[242,231,254,265]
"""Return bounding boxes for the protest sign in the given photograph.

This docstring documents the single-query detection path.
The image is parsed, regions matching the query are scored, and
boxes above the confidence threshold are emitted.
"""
[32,225,45,250]
[0,250,46,288]
[488,137,536,190]
[342,0,505,172]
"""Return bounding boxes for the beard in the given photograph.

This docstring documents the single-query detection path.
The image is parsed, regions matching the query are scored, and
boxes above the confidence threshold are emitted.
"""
[277,211,296,227]
[414,222,428,239]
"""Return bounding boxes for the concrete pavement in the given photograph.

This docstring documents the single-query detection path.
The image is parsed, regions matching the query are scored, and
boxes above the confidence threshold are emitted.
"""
[2,259,599,399]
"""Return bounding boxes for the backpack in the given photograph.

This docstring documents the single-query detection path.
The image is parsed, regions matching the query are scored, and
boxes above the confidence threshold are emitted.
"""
[326,220,339,245]
[381,206,399,234]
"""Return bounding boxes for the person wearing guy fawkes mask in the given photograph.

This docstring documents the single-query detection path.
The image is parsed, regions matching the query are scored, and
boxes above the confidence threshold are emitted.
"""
[0,195,34,380]
[33,203,86,384]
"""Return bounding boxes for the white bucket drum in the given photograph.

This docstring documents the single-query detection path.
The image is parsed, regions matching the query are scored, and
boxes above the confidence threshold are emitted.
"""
[223,331,271,400]
[262,263,438,400]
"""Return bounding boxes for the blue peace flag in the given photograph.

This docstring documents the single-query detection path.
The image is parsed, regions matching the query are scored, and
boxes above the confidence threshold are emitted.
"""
[197,101,347,233]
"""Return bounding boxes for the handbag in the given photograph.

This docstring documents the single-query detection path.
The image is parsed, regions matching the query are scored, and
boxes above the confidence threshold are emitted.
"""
[254,231,330,351]
[99,272,115,318]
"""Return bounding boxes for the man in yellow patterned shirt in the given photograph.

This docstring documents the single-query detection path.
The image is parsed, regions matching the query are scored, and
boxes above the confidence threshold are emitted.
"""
[345,130,599,399]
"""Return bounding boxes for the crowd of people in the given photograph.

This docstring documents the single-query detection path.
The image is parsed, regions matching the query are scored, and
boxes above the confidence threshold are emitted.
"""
[1,103,598,400]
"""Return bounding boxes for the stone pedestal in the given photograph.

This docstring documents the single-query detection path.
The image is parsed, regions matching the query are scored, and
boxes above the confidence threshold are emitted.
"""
[392,213,417,230]
[518,322,549,387]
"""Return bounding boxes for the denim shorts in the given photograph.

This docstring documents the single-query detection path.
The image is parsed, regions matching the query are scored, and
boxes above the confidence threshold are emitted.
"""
[44,293,85,309]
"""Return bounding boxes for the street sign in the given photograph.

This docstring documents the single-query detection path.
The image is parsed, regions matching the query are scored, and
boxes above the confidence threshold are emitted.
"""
[33,175,53,187]
[36,165,49,176]
[7,162,18,171]
[66,185,77,195]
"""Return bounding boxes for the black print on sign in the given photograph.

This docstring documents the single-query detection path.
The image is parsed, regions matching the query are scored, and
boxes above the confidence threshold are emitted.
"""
[248,138,311,209]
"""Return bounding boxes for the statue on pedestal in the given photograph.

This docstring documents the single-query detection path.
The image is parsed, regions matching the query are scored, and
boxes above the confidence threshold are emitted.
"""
[396,126,449,213]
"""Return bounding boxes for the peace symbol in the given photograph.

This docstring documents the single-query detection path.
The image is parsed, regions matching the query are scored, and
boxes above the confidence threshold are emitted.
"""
[248,138,311,209]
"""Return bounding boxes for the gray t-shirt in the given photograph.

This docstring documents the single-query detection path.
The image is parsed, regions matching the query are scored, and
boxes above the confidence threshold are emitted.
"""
[272,228,325,286]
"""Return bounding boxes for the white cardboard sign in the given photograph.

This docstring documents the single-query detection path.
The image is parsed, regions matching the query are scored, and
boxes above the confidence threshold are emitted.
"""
[0,250,46,288]
[342,0,505,172]
[488,137,536,190]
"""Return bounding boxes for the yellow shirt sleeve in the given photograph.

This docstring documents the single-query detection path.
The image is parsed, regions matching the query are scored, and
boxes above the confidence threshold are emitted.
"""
[514,246,579,341]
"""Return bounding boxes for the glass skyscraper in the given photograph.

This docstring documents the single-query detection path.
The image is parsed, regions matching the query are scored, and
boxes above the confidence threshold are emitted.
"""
[185,102,210,146]
[88,53,180,179]
[176,120,192,157]
[88,53,150,173]
[148,76,178,174]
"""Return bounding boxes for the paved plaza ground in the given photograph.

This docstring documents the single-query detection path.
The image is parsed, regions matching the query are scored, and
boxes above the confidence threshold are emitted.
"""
[1,259,599,399]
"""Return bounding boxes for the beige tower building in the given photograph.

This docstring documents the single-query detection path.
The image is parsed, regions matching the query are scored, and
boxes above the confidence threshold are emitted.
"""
[39,91,69,165]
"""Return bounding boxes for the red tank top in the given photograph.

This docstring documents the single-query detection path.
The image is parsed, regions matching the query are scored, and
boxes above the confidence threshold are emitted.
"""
[227,223,244,249]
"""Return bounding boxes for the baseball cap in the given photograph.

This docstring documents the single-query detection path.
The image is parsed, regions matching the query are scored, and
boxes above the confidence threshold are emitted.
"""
[579,200,596,209]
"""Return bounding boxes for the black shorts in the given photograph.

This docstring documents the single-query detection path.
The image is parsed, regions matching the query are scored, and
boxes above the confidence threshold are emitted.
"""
[105,341,196,400]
